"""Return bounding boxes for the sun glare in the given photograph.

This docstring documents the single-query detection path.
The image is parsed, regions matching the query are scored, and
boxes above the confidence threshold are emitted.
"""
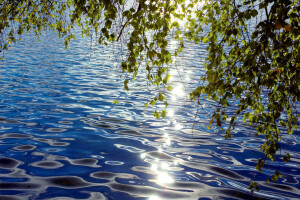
[175,123,183,130]
[148,196,162,200]
[168,109,174,117]
[172,83,185,97]
[170,0,205,26]
[156,172,175,184]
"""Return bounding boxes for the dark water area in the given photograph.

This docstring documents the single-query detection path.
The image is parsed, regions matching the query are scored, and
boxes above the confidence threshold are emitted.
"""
[0,30,299,200]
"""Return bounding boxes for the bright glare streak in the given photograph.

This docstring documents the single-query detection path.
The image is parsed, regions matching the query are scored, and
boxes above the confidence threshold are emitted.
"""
[169,75,174,81]
[148,196,161,200]
[175,123,183,130]
[140,153,146,159]
[186,71,191,81]
[170,0,203,26]
[165,138,171,146]
[177,83,183,89]
[156,172,174,184]
[169,39,179,51]
[170,69,177,76]
[186,75,190,81]
[161,162,169,169]
[168,110,174,117]
[172,84,184,97]
[151,164,158,170]
[171,95,177,101]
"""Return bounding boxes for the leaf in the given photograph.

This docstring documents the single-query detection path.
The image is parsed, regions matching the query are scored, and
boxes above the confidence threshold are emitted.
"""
[164,101,168,107]
[275,22,282,30]
[284,24,292,32]
[124,79,129,91]
[283,153,290,163]
[158,93,165,101]
[209,118,214,126]
[225,129,231,138]
[167,85,172,91]
[202,37,209,43]
[258,104,264,111]
[251,9,258,17]
[161,110,167,118]
[153,111,160,119]
[259,2,266,9]
[150,100,156,106]
[275,171,282,178]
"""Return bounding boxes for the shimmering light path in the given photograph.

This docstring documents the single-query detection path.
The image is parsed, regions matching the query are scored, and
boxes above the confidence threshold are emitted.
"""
[0,30,299,200]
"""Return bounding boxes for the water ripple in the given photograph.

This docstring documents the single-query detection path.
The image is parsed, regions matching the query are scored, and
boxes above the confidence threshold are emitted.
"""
[0,30,299,200]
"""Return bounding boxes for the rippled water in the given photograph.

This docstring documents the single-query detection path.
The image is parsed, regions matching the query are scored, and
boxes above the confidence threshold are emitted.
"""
[0,30,299,200]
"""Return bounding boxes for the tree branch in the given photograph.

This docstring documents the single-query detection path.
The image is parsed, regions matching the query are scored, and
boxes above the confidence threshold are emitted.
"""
[117,1,143,41]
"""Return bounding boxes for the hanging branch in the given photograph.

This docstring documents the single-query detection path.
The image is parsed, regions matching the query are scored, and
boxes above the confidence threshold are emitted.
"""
[117,1,143,41]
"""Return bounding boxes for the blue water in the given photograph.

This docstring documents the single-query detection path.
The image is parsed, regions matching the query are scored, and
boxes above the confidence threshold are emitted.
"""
[0,31,299,200]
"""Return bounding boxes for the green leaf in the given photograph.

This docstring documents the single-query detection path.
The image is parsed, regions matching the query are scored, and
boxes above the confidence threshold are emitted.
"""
[158,93,165,101]
[150,100,156,106]
[164,101,168,107]
[283,153,290,163]
[202,37,209,43]
[161,110,167,118]
[153,111,160,119]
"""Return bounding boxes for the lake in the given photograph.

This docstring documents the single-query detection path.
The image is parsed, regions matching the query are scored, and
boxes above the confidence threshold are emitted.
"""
[0,29,299,200]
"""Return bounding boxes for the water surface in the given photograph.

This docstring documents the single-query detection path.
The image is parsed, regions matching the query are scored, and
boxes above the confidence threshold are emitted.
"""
[0,31,299,200]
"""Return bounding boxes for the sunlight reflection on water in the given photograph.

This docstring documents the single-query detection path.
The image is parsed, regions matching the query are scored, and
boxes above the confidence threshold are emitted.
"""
[0,18,299,200]
[148,195,162,200]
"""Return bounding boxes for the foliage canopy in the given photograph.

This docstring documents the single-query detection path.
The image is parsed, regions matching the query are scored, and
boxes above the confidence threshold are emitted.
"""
[1,0,299,192]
